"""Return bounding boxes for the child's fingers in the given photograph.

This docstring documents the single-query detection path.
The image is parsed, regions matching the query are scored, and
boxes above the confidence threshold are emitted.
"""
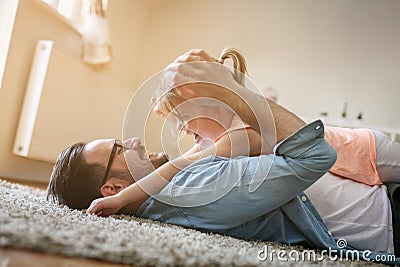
[95,210,104,216]
[86,199,102,215]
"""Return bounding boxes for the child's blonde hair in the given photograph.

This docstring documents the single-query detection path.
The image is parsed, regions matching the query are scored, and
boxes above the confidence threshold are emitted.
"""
[218,47,247,86]
[154,48,248,119]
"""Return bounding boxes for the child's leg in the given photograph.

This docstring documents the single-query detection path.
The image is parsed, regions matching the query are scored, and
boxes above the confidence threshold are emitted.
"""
[373,130,400,183]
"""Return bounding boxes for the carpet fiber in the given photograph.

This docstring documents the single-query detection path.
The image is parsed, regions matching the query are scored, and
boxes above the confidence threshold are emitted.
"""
[0,179,384,266]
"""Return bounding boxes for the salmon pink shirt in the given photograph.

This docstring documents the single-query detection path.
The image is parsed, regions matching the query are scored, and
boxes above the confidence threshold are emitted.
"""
[324,126,381,185]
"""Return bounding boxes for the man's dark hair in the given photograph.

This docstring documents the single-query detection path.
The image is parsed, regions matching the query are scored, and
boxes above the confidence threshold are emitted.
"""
[46,142,105,209]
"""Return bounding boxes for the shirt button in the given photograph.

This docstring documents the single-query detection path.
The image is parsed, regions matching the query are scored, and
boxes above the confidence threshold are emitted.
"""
[328,231,332,236]
[301,196,307,202]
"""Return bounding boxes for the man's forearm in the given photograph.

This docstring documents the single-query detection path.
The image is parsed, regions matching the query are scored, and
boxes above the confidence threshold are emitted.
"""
[170,58,306,146]
[222,87,306,145]
[267,100,306,143]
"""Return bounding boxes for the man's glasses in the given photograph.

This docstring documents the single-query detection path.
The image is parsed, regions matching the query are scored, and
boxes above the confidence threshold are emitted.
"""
[102,140,129,185]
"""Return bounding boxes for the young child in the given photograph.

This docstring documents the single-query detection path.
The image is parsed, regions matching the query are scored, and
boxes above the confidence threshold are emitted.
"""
[153,47,396,186]
[154,48,275,156]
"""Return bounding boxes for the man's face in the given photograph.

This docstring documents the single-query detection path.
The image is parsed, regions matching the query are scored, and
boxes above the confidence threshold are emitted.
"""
[83,138,168,181]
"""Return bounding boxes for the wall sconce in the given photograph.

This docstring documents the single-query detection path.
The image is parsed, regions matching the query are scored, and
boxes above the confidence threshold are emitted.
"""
[81,0,111,69]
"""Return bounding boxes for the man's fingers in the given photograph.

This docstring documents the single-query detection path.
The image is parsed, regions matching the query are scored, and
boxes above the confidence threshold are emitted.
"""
[174,54,201,64]
[172,49,218,65]
[171,62,227,88]
[182,49,217,62]
[162,64,198,90]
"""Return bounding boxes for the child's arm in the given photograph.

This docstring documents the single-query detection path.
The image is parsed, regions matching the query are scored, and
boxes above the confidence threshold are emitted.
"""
[182,143,201,158]
[86,129,271,216]
[87,144,217,216]
[215,128,273,158]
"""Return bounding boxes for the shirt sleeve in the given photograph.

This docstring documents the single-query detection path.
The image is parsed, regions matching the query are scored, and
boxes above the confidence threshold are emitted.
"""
[154,120,337,228]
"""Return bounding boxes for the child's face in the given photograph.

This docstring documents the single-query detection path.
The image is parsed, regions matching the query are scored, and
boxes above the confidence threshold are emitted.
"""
[174,101,227,144]
[183,117,225,144]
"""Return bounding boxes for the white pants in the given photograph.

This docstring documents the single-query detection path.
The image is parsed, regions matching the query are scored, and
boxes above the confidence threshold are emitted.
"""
[373,130,400,183]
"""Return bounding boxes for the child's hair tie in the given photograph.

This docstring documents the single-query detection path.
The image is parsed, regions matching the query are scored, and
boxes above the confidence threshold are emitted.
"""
[216,58,224,64]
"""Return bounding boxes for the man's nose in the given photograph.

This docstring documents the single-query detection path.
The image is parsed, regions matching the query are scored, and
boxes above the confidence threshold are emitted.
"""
[123,138,141,149]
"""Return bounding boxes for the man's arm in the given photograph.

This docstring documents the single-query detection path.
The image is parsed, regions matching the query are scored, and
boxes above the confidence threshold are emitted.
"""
[152,120,337,228]
[168,49,306,146]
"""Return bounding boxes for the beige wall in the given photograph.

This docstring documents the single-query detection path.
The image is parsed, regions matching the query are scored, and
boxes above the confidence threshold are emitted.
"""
[137,0,400,152]
[1,0,399,182]
[0,0,150,182]
[0,1,19,89]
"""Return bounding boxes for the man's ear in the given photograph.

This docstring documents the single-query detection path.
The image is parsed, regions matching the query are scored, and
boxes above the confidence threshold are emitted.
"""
[100,177,131,197]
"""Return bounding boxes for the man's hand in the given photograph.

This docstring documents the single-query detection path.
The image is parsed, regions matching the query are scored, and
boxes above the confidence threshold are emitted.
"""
[161,49,277,147]
[161,49,252,132]
[86,195,124,217]
[164,49,245,101]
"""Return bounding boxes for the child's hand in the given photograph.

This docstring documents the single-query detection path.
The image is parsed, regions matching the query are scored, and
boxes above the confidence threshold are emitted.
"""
[86,195,123,217]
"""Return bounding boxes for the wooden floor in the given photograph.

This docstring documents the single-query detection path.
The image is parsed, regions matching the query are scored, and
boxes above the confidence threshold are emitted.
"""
[0,248,135,267]
[0,177,137,267]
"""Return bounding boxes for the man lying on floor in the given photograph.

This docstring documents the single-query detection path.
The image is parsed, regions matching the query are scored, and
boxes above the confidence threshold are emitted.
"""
[47,49,400,265]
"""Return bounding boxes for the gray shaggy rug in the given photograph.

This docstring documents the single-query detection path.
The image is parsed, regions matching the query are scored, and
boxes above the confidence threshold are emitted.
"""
[0,179,385,267]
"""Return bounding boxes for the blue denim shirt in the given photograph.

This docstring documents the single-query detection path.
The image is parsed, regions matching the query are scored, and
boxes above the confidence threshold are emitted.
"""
[137,120,400,264]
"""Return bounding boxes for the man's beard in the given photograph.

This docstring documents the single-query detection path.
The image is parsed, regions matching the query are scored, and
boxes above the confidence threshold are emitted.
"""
[150,153,169,169]
[124,153,170,184]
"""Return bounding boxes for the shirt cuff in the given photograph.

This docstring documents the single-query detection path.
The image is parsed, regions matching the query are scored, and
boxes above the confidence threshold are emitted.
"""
[274,120,325,156]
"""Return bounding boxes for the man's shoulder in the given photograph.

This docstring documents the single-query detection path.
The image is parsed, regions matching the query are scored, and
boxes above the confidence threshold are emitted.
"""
[177,155,258,173]
[175,156,230,180]
[172,155,262,186]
